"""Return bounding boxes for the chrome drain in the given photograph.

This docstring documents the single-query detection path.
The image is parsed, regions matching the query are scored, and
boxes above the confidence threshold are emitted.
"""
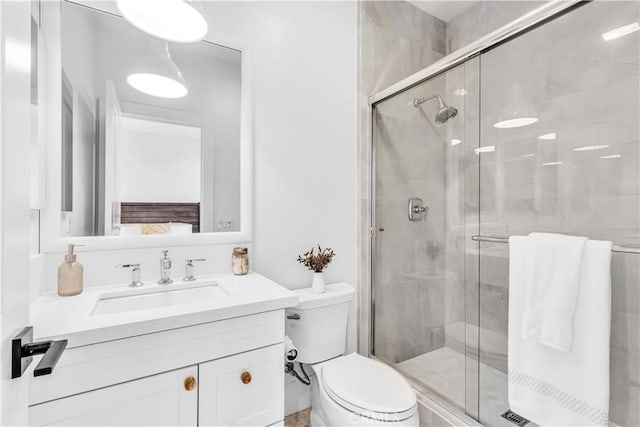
[501,410,529,427]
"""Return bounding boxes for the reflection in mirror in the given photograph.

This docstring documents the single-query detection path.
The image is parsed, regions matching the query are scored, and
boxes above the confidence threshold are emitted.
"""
[60,1,241,236]
[31,6,40,208]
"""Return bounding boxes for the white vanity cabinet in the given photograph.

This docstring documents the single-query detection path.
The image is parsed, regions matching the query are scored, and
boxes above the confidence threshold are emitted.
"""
[28,310,286,427]
[199,345,284,426]
[30,366,199,426]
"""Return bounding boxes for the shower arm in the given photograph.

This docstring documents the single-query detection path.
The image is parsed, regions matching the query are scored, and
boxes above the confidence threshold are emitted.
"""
[413,94,444,108]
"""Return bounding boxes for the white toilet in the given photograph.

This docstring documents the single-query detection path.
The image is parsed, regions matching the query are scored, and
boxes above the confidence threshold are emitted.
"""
[286,283,419,426]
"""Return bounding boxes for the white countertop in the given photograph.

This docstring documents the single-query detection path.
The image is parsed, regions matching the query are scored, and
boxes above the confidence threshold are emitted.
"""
[30,272,299,348]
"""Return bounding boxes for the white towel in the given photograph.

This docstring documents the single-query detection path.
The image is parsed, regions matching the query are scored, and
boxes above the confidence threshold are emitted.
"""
[522,232,587,352]
[508,236,612,426]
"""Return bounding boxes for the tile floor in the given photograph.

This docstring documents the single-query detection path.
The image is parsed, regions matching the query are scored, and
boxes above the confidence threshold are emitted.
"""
[397,346,520,427]
[284,408,311,427]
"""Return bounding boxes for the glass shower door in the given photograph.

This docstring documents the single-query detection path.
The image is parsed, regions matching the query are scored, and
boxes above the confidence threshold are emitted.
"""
[476,2,640,425]
[371,59,481,418]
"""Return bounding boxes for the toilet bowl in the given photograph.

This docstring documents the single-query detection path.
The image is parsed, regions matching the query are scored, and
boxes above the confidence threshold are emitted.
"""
[310,353,418,426]
[286,283,419,426]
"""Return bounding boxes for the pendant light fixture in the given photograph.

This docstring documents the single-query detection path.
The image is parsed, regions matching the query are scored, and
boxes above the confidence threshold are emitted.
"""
[602,22,639,41]
[127,40,188,99]
[572,123,611,152]
[117,0,208,43]
[493,84,538,129]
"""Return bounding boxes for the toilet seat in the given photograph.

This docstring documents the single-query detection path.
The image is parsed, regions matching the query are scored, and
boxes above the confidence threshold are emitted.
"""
[319,353,417,422]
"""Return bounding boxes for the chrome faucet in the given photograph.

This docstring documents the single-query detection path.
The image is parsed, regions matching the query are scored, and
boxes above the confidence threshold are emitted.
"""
[158,250,173,285]
[117,263,144,288]
[184,258,206,282]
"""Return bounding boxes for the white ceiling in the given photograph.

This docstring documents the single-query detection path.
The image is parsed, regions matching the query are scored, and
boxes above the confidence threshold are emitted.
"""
[408,1,477,22]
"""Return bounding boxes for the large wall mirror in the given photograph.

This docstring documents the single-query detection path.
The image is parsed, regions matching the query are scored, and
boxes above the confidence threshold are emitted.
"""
[40,0,251,251]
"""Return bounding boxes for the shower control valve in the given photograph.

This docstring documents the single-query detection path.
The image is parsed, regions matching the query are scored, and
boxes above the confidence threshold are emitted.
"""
[408,197,429,221]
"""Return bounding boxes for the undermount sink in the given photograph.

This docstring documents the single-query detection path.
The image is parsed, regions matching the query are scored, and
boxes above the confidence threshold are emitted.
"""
[92,281,227,315]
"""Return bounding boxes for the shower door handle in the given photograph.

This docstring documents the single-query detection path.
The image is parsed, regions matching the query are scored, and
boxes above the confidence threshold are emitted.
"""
[370,227,385,237]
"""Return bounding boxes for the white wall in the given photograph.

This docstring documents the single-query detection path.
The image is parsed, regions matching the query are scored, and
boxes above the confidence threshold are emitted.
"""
[118,117,201,203]
[70,92,96,236]
[202,0,358,293]
[60,3,97,236]
[202,2,358,415]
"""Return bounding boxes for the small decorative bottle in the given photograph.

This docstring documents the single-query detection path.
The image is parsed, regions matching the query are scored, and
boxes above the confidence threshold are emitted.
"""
[232,247,249,275]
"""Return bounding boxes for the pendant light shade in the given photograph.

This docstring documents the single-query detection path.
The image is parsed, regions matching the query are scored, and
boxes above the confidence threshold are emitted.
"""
[117,0,208,43]
[127,41,188,99]
[493,84,538,129]
[494,117,538,129]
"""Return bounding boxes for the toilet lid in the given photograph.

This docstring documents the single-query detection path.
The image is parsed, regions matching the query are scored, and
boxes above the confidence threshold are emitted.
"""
[321,353,417,421]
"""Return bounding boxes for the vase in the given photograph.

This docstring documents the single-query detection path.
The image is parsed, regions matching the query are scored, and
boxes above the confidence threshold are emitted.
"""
[312,272,326,294]
[428,258,439,275]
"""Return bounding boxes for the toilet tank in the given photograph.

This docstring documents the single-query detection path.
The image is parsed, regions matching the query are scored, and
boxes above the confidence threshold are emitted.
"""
[285,283,354,364]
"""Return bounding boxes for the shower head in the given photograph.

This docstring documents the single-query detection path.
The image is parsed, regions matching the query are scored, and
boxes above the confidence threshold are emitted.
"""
[413,94,458,124]
[435,103,458,124]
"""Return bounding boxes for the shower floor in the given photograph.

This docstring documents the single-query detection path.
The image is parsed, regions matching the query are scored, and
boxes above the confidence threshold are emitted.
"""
[396,347,520,427]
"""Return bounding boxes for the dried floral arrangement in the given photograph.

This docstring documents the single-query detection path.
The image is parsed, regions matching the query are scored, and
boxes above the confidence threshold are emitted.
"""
[297,245,336,273]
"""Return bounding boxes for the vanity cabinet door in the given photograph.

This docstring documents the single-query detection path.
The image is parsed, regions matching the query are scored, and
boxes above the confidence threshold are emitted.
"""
[29,366,198,426]
[199,343,284,426]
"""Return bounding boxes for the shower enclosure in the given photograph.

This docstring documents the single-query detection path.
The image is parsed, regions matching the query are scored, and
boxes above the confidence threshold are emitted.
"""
[368,2,640,426]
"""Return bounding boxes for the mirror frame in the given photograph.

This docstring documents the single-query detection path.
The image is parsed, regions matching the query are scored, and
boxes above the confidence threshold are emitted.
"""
[40,0,253,252]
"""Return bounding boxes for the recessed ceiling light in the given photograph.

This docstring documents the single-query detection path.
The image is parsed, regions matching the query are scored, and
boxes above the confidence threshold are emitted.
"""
[454,89,468,96]
[494,117,538,129]
[573,145,610,152]
[600,154,622,159]
[475,146,495,154]
[451,139,462,146]
[538,132,556,140]
[117,0,208,43]
[602,22,640,41]
[542,161,563,166]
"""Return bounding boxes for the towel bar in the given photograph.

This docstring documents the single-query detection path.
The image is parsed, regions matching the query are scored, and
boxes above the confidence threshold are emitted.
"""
[471,235,640,255]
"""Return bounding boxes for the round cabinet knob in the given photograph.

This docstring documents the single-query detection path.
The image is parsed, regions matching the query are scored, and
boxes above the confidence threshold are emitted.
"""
[241,371,252,384]
[184,376,197,391]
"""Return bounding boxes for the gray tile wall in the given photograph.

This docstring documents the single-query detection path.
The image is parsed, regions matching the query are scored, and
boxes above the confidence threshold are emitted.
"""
[357,1,446,358]
[372,75,448,362]
[446,1,540,54]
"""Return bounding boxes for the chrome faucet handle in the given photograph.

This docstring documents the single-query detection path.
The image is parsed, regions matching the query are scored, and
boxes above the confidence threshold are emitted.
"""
[116,264,144,288]
[184,259,206,282]
[158,250,173,285]
[161,250,172,267]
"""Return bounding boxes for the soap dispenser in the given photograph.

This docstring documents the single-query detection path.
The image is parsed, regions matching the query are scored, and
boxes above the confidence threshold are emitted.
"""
[58,244,84,297]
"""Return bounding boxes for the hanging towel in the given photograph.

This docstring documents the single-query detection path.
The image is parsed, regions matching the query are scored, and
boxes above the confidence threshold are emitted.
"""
[521,232,587,352]
[508,236,612,426]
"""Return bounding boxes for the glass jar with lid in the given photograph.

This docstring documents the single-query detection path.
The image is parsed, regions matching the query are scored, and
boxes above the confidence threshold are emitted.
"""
[232,247,249,275]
